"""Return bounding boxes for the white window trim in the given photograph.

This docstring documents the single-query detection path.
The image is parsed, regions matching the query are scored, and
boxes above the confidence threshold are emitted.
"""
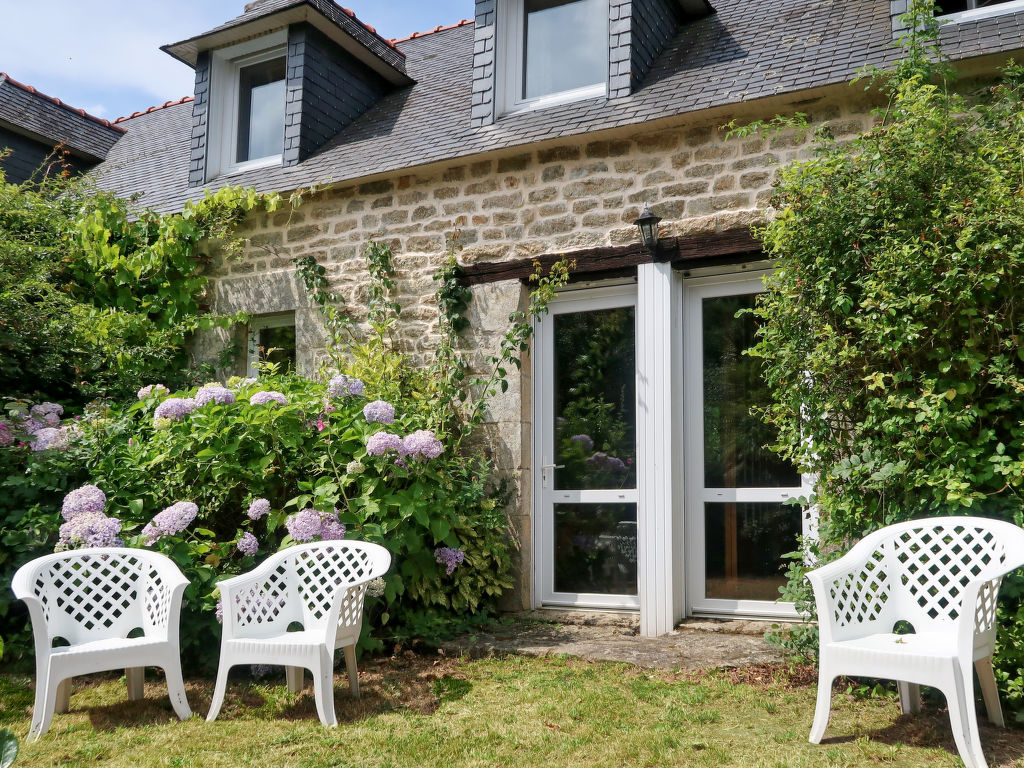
[497,0,608,117]
[208,29,288,180]
[937,0,1024,23]
[247,312,295,377]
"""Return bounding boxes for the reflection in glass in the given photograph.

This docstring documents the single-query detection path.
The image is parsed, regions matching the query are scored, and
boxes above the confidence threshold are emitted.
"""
[704,502,800,601]
[524,0,606,100]
[237,58,286,162]
[553,307,636,490]
[554,503,637,595]
[702,294,800,488]
[258,325,295,373]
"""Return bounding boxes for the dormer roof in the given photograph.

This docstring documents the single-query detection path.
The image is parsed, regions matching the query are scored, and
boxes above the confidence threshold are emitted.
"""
[161,0,413,86]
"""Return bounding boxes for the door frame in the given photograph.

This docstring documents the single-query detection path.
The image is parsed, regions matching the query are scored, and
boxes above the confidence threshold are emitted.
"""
[532,282,640,611]
[680,272,810,619]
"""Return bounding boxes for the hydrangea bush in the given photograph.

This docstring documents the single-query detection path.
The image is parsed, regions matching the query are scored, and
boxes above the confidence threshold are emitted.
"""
[0,375,512,669]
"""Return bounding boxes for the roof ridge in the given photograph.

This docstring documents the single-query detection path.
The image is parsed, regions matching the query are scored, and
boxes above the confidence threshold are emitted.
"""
[113,96,195,125]
[0,72,126,133]
[389,18,473,45]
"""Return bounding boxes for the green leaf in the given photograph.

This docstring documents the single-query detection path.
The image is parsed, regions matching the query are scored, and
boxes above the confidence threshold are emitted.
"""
[0,729,18,768]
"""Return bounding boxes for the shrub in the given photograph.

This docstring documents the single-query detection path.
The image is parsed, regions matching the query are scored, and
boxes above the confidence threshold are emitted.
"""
[740,0,1024,710]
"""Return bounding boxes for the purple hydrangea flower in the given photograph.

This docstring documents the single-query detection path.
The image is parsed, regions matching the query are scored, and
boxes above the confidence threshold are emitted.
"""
[57,511,123,549]
[285,508,323,542]
[586,452,627,472]
[137,384,169,400]
[363,400,396,425]
[327,374,365,398]
[285,508,345,542]
[215,597,224,623]
[247,498,271,520]
[249,391,287,406]
[62,484,107,520]
[142,501,198,544]
[403,430,444,460]
[231,377,258,389]
[237,532,259,556]
[16,415,46,435]
[195,386,236,406]
[570,434,595,451]
[0,421,12,447]
[319,513,346,541]
[366,431,405,456]
[30,427,68,452]
[32,401,63,416]
[434,546,466,576]
[153,397,197,422]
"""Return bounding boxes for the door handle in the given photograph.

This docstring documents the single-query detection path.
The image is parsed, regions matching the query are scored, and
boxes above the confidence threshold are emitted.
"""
[541,463,564,488]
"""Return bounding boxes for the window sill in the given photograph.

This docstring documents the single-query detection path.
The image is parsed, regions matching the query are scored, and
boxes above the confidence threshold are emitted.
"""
[501,83,607,118]
[936,1,1024,24]
[211,154,282,181]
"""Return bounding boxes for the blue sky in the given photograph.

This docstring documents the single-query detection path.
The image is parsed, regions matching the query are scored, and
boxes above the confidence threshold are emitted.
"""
[0,1,472,121]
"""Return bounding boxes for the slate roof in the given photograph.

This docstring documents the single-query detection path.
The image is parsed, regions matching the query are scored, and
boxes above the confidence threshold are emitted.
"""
[91,0,1024,214]
[0,73,125,161]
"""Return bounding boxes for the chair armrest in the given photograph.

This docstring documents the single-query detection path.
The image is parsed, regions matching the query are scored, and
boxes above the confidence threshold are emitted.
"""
[805,533,892,644]
[215,552,292,638]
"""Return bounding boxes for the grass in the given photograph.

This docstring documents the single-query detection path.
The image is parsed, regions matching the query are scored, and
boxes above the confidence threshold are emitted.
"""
[2,655,1024,768]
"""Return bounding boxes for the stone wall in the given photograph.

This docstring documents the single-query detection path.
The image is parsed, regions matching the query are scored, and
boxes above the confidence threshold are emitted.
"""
[196,87,876,608]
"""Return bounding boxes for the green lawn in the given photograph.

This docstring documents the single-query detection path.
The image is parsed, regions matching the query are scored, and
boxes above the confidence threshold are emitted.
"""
[2,655,1022,768]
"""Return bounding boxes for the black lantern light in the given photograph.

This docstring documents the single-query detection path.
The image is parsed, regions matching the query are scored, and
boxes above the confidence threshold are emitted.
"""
[633,204,662,252]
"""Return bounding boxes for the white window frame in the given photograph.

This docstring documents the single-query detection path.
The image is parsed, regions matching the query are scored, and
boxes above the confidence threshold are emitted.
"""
[208,30,288,180]
[936,0,1024,23]
[247,312,295,377]
[497,0,608,117]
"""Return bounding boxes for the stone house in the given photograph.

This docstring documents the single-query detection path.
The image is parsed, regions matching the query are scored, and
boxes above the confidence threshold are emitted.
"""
[0,73,124,184]
[87,0,1024,637]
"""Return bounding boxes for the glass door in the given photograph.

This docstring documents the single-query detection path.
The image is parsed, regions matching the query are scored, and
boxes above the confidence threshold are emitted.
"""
[682,274,809,618]
[535,285,639,609]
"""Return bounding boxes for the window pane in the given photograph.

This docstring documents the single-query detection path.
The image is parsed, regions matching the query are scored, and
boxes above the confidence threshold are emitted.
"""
[702,294,800,488]
[237,58,285,163]
[935,1,1016,13]
[258,325,295,373]
[524,0,606,100]
[554,503,637,595]
[704,502,800,601]
[553,307,636,491]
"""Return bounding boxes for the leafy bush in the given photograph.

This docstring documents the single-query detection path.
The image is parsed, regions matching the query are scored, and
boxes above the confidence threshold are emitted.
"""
[741,0,1024,711]
[2,375,514,670]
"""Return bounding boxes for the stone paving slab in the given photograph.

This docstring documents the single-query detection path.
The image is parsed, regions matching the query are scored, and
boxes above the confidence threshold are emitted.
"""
[441,611,787,671]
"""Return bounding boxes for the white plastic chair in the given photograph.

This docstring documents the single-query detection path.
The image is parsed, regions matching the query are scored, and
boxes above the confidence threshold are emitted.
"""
[206,540,391,726]
[11,548,192,740]
[807,516,1024,768]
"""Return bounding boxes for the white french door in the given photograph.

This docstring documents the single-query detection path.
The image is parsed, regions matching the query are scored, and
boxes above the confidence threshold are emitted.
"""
[682,273,810,619]
[534,284,639,610]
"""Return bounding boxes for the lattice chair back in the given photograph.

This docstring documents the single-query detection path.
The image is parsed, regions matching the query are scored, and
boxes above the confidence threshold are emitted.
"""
[226,557,301,639]
[16,549,173,646]
[821,517,1024,646]
[290,541,390,635]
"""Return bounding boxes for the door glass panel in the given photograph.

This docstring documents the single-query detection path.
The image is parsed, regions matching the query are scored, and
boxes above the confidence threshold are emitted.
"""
[553,308,636,490]
[704,502,799,601]
[554,503,637,595]
[702,294,799,488]
[258,325,295,373]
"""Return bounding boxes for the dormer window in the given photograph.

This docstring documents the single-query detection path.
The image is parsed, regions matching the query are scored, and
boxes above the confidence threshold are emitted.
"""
[208,30,287,177]
[498,0,608,114]
[934,0,1024,21]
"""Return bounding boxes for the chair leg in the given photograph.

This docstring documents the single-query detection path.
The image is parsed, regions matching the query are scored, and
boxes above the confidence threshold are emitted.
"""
[897,681,921,715]
[285,665,304,694]
[28,667,61,742]
[55,677,72,714]
[975,657,1004,728]
[311,648,337,727]
[944,665,986,768]
[126,667,145,701]
[809,668,835,744]
[163,656,192,720]
[206,661,231,723]
[343,645,359,698]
